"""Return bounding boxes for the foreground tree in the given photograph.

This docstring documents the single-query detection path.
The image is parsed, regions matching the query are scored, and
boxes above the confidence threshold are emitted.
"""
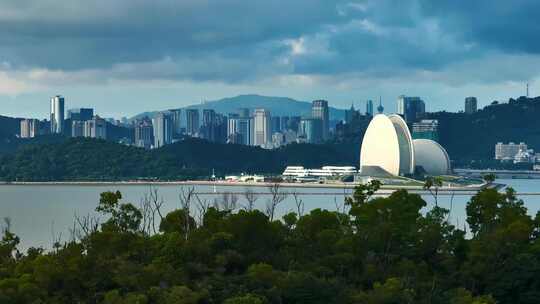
[3,185,537,303]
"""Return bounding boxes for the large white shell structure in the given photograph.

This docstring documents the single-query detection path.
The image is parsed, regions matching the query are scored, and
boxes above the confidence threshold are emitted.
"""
[413,139,451,176]
[360,114,415,176]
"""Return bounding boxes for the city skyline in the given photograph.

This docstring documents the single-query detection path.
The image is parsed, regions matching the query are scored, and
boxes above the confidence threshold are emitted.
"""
[1,89,534,121]
[2,91,512,122]
[0,1,538,118]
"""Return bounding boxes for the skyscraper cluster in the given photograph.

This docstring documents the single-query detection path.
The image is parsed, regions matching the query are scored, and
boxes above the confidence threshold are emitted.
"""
[227,109,253,146]
[396,95,425,123]
[223,101,330,148]
[19,95,110,141]
[17,95,372,150]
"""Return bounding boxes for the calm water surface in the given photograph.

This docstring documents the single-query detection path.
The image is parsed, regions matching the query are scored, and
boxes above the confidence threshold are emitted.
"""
[1,179,539,250]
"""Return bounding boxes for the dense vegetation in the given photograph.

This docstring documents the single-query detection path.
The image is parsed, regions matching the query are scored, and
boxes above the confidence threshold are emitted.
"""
[426,96,540,166]
[1,184,538,303]
[0,137,358,181]
[0,115,21,138]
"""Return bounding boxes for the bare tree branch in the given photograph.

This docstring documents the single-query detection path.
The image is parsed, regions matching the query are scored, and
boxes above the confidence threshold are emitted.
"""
[266,183,288,221]
[242,188,259,211]
[291,190,304,217]
[178,186,196,239]
[50,221,63,252]
[215,191,238,212]
[72,213,100,243]
[194,192,211,226]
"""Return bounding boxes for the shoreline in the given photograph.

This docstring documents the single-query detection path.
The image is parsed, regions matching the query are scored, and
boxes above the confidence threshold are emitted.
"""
[0,180,490,193]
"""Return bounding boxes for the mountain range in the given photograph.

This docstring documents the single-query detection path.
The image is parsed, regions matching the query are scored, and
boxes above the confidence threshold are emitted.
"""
[131,94,347,121]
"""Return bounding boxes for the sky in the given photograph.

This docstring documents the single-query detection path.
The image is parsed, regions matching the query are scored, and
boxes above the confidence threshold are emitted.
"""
[0,0,539,119]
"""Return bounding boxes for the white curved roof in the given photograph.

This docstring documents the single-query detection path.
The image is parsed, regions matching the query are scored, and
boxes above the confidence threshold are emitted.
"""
[360,114,414,176]
[413,139,451,176]
[388,114,415,175]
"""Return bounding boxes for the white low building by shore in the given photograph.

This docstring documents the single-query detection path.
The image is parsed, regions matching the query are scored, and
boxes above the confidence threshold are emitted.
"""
[224,174,265,182]
[283,166,357,179]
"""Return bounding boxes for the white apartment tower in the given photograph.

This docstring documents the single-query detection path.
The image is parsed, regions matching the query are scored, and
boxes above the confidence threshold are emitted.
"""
[83,116,107,139]
[50,95,65,134]
[20,119,39,138]
[153,112,173,148]
[253,109,271,147]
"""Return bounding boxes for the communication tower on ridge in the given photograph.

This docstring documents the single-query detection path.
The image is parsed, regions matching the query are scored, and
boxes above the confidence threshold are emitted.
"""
[377,96,384,114]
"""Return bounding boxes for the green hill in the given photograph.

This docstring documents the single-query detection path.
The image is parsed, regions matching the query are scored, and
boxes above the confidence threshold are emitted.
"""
[0,137,358,181]
[427,96,540,166]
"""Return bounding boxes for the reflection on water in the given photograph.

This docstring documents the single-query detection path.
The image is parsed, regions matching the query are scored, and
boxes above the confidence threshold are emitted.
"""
[0,179,539,250]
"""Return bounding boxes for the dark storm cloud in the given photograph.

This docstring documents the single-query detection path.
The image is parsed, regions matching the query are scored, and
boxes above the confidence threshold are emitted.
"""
[0,0,359,70]
[0,0,538,83]
[418,0,540,54]
[290,19,476,75]
[287,0,540,81]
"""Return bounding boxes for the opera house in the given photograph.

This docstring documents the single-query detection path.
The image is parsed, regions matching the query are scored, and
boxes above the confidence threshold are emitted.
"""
[359,114,451,178]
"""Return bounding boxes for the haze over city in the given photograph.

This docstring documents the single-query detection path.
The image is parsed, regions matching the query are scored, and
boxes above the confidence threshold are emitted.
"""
[0,0,538,118]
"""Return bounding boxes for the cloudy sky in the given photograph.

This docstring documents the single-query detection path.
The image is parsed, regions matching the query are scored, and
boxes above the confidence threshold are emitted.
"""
[0,0,538,118]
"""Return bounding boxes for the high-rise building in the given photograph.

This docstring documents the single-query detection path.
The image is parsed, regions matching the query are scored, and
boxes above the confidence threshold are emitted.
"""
[366,100,374,116]
[345,103,359,124]
[253,109,271,147]
[215,114,228,144]
[465,97,478,114]
[227,113,253,145]
[200,109,216,141]
[412,119,439,142]
[288,116,301,132]
[186,109,200,137]
[71,120,85,137]
[169,109,182,137]
[312,100,329,140]
[153,112,173,148]
[239,118,253,146]
[50,95,65,134]
[38,120,50,136]
[227,113,240,142]
[83,116,107,139]
[299,118,323,144]
[397,95,425,123]
[135,119,154,149]
[271,116,281,134]
[280,116,290,131]
[20,119,39,138]
[67,108,94,121]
